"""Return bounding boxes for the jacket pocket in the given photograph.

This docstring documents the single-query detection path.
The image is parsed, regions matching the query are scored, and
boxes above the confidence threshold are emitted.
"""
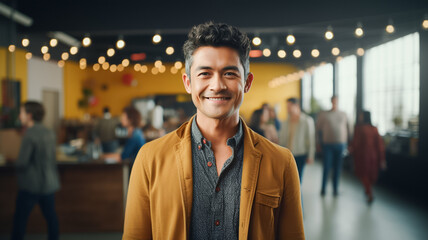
[249,191,281,240]
[254,191,280,208]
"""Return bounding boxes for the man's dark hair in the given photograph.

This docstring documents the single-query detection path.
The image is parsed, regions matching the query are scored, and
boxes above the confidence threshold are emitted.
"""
[183,21,251,77]
[287,97,299,105]
[123,106,141,128]
[103,106,110,114]
[361,110,373,126]
[23,101,45,122]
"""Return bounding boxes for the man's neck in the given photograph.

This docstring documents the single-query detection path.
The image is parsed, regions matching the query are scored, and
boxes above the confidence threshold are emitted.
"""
[195,113,239,145]
[26,121,35,128]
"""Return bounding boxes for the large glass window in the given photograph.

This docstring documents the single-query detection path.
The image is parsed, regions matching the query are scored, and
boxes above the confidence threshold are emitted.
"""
[301,72,312,113]
[363,32,419,135]
[313,63,333,111]
[337,55,357,127]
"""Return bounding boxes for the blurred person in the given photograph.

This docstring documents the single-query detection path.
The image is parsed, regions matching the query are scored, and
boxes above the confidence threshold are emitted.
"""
[102,106,145,167]
[12,101,60,240]
[94,106,119,153]
[262,103,281,131]
[279,98,315,184]
[349,111,386,204]
[316,95,350,196]
[249,108,279,143]
[123,22,304,239]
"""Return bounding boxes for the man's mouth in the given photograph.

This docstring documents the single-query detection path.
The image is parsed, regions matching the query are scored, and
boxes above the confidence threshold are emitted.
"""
[204,97,231,100]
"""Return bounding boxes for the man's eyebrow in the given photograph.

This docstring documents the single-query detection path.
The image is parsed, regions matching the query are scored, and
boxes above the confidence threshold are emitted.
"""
[223,66,240,71]
[195,66,213,71]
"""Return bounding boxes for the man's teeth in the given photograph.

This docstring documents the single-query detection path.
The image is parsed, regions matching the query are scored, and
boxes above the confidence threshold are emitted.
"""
[208,97,228,100]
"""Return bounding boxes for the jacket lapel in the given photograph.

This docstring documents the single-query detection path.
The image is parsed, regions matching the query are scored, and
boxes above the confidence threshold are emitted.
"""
[174,117,194,237]
[239,121,262,240]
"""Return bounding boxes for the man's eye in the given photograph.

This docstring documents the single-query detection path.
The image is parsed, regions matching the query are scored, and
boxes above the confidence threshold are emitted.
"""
[225,72,238,77]
[198,72,210,76]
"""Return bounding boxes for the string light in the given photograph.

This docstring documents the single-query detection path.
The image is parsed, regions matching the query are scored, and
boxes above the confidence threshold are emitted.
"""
[325,26,334,40]
[116,38,125,49]
[70,46,78,55]
[43,53,50,61]
[263,48,271,57]
[98,56,106,64]
[58,60,65,68]
[293,49,302,58]
[170,67,178,74]
[22,38,29,47]
[174,61,183,69]
[117,64,124,72]
[311,49,320,58]
[93,63,100,71]
[153,34,162,44]
[423,19,428,29]
[286,34,295,45]
[102,62,110,70]
[61,52,69,60]
[357,48,365,56]
[122,59,130,67]
[79,58,87,66]
[110,64,117,72]
[166,46,174,55]
[355,22,364,38]
[154,60,162,68]
[107,48,115,57]
[134,63,141,71]
[277,50,286,58]
[80,64,86,70]
[386,24,395,33]
[159,65,166,73]
[141,65,148,73]
[25,52,32,60]
[331,47,340,56]
[252,37,261,46]
[50,39,58,47]
[41,46,49,54]
[82,36,91,47]
[8,45,15,52]
[151,67,159,75]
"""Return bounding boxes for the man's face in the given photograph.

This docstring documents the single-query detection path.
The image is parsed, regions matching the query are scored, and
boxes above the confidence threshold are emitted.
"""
[19,107,30,127]
[182,46,253,120]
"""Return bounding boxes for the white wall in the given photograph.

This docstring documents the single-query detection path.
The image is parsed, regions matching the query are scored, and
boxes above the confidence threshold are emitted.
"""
[27,57,64,117]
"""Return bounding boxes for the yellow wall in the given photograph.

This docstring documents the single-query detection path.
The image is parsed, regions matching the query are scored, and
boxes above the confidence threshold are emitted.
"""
[0,47,28,105]
[62,62,301,121]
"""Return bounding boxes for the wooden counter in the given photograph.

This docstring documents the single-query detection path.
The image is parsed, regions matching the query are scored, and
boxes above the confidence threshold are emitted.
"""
[0,161,129,233]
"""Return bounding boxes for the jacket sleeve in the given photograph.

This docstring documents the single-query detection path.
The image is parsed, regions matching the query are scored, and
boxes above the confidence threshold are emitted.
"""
[277,150,305,239]
[15,135,33,169]
[123,147,152,240]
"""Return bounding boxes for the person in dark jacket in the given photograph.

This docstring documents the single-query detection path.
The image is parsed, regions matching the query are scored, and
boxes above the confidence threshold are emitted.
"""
[11,101,60,240]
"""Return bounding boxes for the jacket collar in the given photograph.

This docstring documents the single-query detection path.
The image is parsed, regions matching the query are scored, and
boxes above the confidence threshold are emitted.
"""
[174,115,262,239]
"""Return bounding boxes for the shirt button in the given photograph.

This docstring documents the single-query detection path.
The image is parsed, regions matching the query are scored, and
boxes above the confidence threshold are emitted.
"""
[215,220,220,226]
[202,139,207,144]
[198,145,202,150]
[207,161,213,167]
[215,186,220,192]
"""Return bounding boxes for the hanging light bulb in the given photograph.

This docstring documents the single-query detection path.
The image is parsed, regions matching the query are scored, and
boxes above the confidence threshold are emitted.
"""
[153,34,162,44]
[117,64,124,72]
[70,46,78,55]
[58,60,65,68]
[277,50,286,58]
[134,63,141,71]
[357,48,365,56]
[116,36,125,49]
[174,61,183,69]
[22,38,30,47]
[8,45,16,52]
[311,49,320,58]
[43,53,51,61]
[82,36,91,47]
[154,60,162,68]
[263,48,271,57]
[41,45,49,54]
[331,47,340,56]
[50,39,58,47]
[252,37,261,46]
[110,64,117,72]
[141,65,148,73]
[151,67,159,75]
[423,19,428,29]
[325,26,334,40]
[293,49,302,58]
[122,59,130,67]
[386,20,395,34]
[286,34,295,45]
[166,46,175,55]
[170,67,178,74]
[102,62,110,70]
[61,52,69,61]
[25,52,32,60]
[355,22,364,37]
[98,56,106,64]
[107,48,115,57]
[93,63,100,71]
[79,58,87,66]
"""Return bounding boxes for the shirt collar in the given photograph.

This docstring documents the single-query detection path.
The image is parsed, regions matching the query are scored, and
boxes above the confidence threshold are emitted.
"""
[191,116,243,148]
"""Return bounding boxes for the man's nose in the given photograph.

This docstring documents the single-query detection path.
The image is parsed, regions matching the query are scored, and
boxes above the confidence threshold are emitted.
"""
[209,74,227,92]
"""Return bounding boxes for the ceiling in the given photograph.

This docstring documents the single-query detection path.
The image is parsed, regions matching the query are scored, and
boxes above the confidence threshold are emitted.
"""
[1,0,427,69]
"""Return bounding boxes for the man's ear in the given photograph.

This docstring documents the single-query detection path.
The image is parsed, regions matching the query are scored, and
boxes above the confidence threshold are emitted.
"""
[244,72,254,93]
[182,73,191,94]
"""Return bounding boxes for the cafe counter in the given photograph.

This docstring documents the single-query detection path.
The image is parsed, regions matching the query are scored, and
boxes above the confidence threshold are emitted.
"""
[0,160,129,233]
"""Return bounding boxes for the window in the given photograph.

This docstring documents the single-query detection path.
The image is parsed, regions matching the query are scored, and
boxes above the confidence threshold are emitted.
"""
[363,32,419,135]
[337,55,357,127]
[302,72,312,113]
[313,63,333,111]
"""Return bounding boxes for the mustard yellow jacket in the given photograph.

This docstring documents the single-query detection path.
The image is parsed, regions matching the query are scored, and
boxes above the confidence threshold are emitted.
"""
[123,117,305,240]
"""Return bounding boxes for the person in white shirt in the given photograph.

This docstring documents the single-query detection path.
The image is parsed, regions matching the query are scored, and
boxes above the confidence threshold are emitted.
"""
[279,98,315,184]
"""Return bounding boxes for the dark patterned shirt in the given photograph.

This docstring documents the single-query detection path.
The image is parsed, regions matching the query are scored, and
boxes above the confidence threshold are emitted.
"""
[189,118,244,240]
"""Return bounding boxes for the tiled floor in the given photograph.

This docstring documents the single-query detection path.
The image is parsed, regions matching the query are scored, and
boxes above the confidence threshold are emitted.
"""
[2,160,427,240]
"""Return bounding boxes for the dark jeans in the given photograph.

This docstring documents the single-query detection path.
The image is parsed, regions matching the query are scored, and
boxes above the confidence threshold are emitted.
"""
[321,143,346,195]
[294,155,307,184]
[11,190,59,240]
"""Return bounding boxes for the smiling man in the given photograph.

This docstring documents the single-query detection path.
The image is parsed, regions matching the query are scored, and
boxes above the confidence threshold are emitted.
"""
[123,22,304,240]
